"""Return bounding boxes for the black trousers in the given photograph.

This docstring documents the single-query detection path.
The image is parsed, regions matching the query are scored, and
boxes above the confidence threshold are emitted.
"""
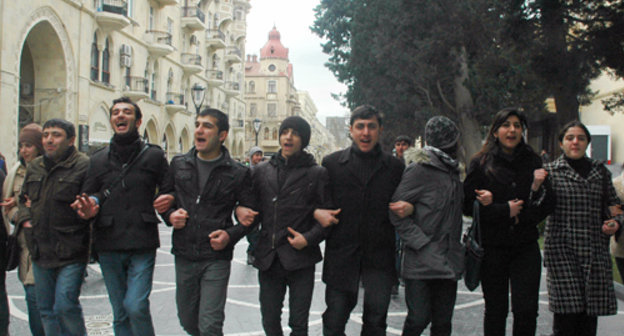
[552,313,597,336]
[258,258,315,336]
[480,241,541,336]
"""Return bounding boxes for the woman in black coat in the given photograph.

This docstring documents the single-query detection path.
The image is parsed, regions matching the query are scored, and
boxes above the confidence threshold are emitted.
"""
[463,108,552,336]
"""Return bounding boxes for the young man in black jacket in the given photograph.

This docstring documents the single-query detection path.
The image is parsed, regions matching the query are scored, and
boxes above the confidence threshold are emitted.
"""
[316,105,405,335]
[164,108,258,336]
[72,97,174,335]
[252,116,331,336]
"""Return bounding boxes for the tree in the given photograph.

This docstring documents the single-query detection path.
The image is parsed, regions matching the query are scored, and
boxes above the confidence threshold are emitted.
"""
[312,0,551,160]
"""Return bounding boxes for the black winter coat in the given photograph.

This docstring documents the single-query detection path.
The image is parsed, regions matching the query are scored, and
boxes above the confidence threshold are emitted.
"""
[164,147,257,261]
[252,151,331,272]
[82,141,173,252]
[321,146,404,292]
[463,144,553,247]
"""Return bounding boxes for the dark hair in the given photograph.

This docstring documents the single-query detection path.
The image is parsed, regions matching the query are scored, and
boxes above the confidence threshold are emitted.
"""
[350,105,383,126]
[110,96,142,120]
[557,120,591,144]
[475,107,528,160]
[42,118,76,139]
[394,135,412,146]
[197,108,229,133]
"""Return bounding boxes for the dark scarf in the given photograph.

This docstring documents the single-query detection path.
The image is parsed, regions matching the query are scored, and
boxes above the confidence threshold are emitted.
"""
[43,146,75,172]
[110,130,141,164]
[273,150,316,190]
[350,142,382,185]
[565,155,592,179]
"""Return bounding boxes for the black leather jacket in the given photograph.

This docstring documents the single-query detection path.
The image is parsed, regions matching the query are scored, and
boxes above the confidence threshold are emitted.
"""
[164,147,257,261]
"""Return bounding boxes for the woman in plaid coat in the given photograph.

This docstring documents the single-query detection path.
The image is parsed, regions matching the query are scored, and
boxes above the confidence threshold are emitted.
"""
[541,121,623,336]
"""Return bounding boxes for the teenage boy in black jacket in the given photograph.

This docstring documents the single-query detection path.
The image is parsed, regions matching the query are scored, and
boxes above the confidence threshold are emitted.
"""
[252,116,331,336]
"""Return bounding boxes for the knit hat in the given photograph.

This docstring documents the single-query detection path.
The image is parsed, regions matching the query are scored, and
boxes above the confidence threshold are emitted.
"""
[248,146,263,159]
[425,116,460,149]
[19,123,44,155]
[279,116,311,148]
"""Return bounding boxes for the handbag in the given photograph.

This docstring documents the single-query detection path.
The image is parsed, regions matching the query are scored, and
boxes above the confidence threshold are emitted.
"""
[463,200,484,291]
[5,224,21,271]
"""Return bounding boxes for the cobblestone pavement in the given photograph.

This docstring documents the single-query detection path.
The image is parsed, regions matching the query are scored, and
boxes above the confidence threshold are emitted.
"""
[6,226,624,335]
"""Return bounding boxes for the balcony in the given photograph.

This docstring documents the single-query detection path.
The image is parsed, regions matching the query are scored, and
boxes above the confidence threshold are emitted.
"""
[153,0,177,6]
[225,47,242,64]
[181,53,203,75]
[181,7,206,31]
[144,31,174,57]
[205,29,226,49]
[165,92,187,114]
[224,81,240,97]
[205,69,224,87]
[122,76,149,101]
[95,0,130,32]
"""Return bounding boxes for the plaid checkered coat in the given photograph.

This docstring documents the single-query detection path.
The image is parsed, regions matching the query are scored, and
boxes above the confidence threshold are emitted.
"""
[543,156,623,315]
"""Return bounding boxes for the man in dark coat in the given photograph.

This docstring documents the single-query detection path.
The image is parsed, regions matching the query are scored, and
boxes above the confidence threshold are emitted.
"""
[72,97,174,335]
[252,116,331,335]
[316,105,405,336]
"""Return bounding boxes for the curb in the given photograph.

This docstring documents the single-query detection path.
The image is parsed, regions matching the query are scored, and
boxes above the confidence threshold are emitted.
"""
[614,281,624,301]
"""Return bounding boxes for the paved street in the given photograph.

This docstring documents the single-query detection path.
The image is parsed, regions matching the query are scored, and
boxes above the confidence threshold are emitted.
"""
[5,225,624,335]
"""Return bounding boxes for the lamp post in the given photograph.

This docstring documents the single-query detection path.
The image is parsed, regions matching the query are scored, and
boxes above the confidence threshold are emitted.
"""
[191,83,206,114]
[253,118,262,146]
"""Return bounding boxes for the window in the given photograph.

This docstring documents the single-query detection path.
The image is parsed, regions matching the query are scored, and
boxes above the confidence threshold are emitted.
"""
[248,81,255,93]
[127,0,133,18]
[167,69,174,94]
[267,80,276,93]
[149,6,154,30]
[101,38,110,84]
[90,33,99,81]
[267,103,277,117]
[264,127,269,140]
[272,128,278,140]
[151,61,159,101]
[268,64,276,72]
[249,103,257,117]
[125,67,131,88]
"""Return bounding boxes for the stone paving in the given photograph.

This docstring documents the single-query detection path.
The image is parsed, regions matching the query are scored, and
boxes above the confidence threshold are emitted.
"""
[5,226,624,335]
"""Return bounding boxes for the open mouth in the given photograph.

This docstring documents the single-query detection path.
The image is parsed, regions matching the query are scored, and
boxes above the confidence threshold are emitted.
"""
[283,143,293,149]
[195,137,207,145]
[116,121,128,131]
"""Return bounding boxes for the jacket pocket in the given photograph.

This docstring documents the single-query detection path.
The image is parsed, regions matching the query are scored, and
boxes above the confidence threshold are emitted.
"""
[23,175,43,202]
[53,176,82,202]
[53,224,88,260]
[141,212,160,226]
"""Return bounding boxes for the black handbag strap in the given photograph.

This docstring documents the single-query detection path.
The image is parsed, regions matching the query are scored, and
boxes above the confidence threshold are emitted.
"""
[101,141,150,203]
[470,200,482,245]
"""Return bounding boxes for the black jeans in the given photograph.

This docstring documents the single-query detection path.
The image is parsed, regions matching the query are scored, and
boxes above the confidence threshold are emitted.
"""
[258,258,315,336]
[481,242,541,336]
[322,267,394,336]
[615,257,624,282]
[552,313,597,336]
[403,278,457,336]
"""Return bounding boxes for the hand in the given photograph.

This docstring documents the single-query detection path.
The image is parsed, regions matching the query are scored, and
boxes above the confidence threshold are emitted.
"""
[209,230,230,251]
[70,193,100,219]
[235,206,259,227]
[531,169,548,191]
[475,189,493,206]
[0,197,16,211]
[24,195,31,208]
[22,221,32,228]
[389,201,414,219]
[508,199,524,218]
[609,205,623,218]
[169,208,189,229]
[314,208,341,227]
[153,194,174,213]
[602,219,620,235]
[287,227,308,250]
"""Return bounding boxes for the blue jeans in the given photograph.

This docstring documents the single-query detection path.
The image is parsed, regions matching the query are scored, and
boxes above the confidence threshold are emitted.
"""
[175,257,231,336]
[24,284,45,336]
[98,250,156,336]
[32,262,87,336]
[403,279,457,336]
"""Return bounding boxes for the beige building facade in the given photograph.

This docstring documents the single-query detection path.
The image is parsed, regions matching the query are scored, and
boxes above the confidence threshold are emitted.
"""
[0,0,250,164]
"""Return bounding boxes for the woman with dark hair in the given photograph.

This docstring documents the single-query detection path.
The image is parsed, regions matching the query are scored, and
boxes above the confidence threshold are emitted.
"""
[463,108,552,335]
[539,121,622,336]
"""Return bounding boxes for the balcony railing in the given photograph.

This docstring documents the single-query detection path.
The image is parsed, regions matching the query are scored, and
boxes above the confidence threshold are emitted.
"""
[166,92,185,106]
[206,69,224,80]
[99,0,128,16]
[145,30,172,46]
[124,76,148,93]
[227,47,242,58]
[182,6,206,23]
[225,81,240,91]
[206,29,225,41]
[181,53,202,66]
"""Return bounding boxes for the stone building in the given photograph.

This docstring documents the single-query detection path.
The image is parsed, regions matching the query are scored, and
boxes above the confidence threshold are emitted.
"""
[244,26,338,158]
[0,0,250,163]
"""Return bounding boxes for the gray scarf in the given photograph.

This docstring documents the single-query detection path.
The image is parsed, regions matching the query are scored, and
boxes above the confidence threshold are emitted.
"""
[424,146,459,172]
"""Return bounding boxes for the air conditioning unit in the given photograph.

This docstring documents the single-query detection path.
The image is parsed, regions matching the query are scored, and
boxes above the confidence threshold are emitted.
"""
[120,44,132,57]
[120,55,132,68]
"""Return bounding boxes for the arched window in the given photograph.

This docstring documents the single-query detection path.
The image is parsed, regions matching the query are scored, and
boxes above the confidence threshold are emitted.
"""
[264,127,269,140]
[101,38,110,83]
[167,69,174,94]
[90,33,99,81]
[272,128,278,140]
[151,61,159,101]
[248,81,255,93]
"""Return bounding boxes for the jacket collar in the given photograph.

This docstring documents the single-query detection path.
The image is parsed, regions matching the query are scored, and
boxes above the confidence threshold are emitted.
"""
[550,154,603,182]
[338,144,392,167]
[182,145,234,168]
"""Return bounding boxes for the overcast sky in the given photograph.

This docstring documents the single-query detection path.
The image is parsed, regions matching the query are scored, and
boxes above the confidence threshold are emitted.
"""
[245,0,350,125]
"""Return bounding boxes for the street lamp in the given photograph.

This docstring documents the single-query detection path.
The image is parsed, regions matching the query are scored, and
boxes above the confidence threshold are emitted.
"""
[191,83,206,114]
[253,118,262,146]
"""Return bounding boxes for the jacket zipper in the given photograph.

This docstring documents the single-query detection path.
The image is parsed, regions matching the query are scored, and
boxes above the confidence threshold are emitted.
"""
[272,196,278,249]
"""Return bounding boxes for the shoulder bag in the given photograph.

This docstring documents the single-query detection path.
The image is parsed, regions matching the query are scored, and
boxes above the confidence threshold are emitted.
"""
[463,200,484,291]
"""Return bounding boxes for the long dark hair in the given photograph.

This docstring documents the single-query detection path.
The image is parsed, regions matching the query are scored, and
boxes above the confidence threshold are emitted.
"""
[472,107,531,179]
